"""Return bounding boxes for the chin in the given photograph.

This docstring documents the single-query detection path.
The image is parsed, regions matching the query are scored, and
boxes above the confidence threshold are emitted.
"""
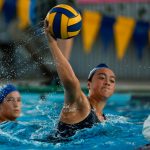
[101,92,111,98]
[13,113,20,118]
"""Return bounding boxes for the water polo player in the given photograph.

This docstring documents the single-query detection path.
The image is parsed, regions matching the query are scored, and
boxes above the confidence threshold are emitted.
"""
[44,21,116,138]
[0,84,22,123]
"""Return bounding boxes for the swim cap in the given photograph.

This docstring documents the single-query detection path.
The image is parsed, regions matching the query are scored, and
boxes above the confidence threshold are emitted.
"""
[0,84,18,103]
[88,63,109,81]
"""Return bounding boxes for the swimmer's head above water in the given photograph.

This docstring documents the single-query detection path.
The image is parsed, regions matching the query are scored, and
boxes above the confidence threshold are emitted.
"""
[87,63,116,99]
[0,84,22,122]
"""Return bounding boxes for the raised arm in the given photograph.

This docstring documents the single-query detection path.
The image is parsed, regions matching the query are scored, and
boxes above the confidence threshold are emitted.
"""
[44,21,82,104]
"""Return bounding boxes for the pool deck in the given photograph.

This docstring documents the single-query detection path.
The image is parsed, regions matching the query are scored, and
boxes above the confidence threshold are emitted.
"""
[115,81,150,93]
[3,80,150,92]
[1,80,150,94]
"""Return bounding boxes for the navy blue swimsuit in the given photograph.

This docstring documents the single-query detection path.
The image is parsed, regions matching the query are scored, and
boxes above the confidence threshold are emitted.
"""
[55,108,106,138]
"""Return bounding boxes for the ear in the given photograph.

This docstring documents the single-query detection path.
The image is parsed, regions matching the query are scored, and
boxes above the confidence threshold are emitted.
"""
[87,81,91,90]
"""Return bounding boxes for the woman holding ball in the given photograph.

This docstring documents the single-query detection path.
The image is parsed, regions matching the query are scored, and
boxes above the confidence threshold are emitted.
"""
[44,19,116,138]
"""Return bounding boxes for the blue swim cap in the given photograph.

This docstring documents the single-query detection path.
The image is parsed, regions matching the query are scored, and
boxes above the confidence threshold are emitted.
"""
[88,63,109,81]
[0,84,18,103]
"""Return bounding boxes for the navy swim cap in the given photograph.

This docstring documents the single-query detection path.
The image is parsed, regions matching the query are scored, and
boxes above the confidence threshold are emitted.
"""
[0,84,18,103]
[88,63,109,81]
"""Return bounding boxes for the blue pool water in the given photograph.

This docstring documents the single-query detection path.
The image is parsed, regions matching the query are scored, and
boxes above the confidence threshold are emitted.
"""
[0,92,149,150]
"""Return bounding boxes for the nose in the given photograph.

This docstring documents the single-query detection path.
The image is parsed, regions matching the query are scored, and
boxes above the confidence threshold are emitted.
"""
[104,79,110,86]
[13,99,19,107]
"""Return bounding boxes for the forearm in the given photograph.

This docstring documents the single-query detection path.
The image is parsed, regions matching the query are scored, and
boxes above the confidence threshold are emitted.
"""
[48,40,80,90]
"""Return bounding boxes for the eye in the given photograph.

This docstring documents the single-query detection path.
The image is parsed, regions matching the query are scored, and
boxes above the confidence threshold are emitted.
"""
[17,98,21,102]
[99,75,105,80]
[110,79,115,83]
[6,97,14,102]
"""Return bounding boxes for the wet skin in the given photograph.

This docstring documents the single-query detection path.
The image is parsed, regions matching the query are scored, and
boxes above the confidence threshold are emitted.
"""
[0,91,22,122]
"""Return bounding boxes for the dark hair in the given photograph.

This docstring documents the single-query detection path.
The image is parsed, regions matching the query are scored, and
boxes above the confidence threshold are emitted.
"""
[88,63,109,81]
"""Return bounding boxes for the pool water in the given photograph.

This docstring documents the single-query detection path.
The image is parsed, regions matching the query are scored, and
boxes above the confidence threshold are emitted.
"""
[0,92,149,150]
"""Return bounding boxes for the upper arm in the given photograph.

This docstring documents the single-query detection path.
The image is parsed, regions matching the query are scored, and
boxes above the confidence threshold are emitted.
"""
[63,77,83,105]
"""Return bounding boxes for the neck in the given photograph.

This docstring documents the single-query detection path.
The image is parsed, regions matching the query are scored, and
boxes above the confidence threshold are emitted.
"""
[0,115,15,123]
[89,96,106,115]
[0,117,7,123]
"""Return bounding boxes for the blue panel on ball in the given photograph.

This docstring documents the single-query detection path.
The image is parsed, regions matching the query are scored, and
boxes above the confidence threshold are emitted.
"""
[50,7,75,18]
[68,21,82,32]
[53,13,62,38]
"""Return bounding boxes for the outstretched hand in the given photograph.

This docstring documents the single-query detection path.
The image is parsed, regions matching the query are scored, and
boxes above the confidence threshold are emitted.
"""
[44,20,57,44]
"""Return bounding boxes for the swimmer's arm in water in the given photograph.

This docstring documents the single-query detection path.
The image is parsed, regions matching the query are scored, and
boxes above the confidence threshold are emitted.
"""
[44,21,82,104]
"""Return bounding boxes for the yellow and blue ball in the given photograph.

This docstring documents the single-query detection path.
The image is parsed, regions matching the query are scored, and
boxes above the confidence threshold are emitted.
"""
[45,4,82,39]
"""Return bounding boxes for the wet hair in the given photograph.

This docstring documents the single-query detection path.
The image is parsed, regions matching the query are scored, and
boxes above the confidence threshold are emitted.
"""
[88,63,109,81]
[0,84,18,103]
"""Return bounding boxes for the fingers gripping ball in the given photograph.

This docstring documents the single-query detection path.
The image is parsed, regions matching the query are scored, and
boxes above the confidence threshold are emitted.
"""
[45,4,82,39]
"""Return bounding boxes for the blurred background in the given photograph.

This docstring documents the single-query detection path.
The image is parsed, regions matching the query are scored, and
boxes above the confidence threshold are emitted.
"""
[0,0,150,92]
